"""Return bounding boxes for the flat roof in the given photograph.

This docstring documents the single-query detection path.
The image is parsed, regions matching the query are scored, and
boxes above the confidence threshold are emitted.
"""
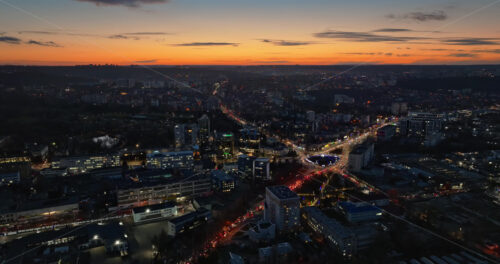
[266,185,298,200]
[132,201,176,214]
[338,201,381,214]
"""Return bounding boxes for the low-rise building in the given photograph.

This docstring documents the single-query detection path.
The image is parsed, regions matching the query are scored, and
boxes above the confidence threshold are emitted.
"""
[302,206,356,257]
[146,150,194,170]
[338,201,382,223]
[132,202,177,224]
[166,208,211,236]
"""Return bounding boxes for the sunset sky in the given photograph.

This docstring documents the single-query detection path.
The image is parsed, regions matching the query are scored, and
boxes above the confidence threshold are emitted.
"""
[1,0,499,65]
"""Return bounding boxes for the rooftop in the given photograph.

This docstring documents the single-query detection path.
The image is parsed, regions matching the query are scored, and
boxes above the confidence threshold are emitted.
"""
[132,201,176,214]
[266,185,298,200]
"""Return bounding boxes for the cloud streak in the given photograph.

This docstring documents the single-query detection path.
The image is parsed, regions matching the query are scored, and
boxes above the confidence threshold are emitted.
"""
[313,30,426,43]
[386,10,447,22]
[134,59,157,63]
[26,40,62,47]
[76,0,169,8]
[448,53,478,58]
[260,39,314,46]
[172,42,239,47]
[0,36,21,44]
[443,38,499,46]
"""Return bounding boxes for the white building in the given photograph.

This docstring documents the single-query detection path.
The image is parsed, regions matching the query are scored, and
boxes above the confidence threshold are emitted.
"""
[264,186,300,232]
[132,202,177,224]
[348,143,374,172]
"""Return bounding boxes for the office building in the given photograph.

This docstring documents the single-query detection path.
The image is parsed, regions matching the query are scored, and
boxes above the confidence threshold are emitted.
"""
[302,206,356,257]
[211,170,235,193]
[132,202,177,224]
[238,154,255,176]
[338,201,382,223]
[51,154,121,174]
[253,157,271,181]
[116,173,211,208]
[166,208,211,236]
[216,132,235,161]
[174,123,199,148]
[264,186,300,232]
[198,114,211,144]
[399,112,444,137]
[348,143,374,172]
[239,127,260,154]
[146,150,194,170]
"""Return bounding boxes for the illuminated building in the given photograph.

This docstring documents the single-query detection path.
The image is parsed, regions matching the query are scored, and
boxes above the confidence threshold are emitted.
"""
[0,197,79,225]
[216,132,235,161]
[264,186,300,232]
[146,150,194,170]
[302,206,356,257]
[399,112,444,137]
[239,127,260,154]
[211,170,235,193]
[198,114,211,144]
[166,208,211,236]
[174,123,199,148]
[116,173,211,208]
[132,202,177,223]
[51,154,121,174]
[253,157,271,181]
[238,154,255,176]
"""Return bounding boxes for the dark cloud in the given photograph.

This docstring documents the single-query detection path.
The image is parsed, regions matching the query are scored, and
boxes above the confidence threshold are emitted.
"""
[448,53,478,58]
[26,40,62,47]
[76,0,169,8]
[443,38,499,46]
[0,36,21,44]
[314,30,425,43]
[109,34,140,40]
[260,39,313,46]
[372,28,413,32]
[387,10,447,22]
[135,59,157,63]
[173,42,239,47]
[472,49,500,54]
[343,52,378,55]
[123,32,170,36]
[18,31,58,35]
[254,60,289,64]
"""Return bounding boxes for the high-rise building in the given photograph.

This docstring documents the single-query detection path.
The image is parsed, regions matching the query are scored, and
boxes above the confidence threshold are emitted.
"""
[238,154,255,176]
[174,123,199,148]
[253,157,271,181]
[239,127,260,154]
[216,132,235,161]
[198,114,211,144]
[348,143,374,172]
[264,186,300,232]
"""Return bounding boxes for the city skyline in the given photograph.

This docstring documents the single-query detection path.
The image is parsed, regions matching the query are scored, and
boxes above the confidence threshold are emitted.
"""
[1,0,500,65]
